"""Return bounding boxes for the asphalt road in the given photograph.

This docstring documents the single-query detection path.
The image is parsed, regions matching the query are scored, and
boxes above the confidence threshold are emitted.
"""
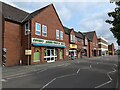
[2,55,119,89]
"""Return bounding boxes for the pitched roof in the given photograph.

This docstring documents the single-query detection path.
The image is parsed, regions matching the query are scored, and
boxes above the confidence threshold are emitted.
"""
[74,31,83,39]
[2,2,29,23]
[23,4,51,22]
[63,26,72,35]
[83,31,96,41]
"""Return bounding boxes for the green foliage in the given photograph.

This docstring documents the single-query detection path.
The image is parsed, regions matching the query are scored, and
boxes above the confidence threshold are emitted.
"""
[106,1,120,45]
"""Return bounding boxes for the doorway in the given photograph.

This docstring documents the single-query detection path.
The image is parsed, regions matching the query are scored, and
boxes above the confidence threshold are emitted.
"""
[44,48,57,63]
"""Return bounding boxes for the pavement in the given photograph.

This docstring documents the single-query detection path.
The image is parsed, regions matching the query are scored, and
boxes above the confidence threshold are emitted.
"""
[1,55,119,89]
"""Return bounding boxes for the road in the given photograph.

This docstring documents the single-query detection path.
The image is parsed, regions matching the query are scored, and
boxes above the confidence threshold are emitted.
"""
[2,55,119,89]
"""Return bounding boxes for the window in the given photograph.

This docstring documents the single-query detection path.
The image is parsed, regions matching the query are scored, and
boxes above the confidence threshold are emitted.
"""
[70,35,73,42]
[60,31,63,40]
[78,38,81,42]
[35,23,41,35]
[25,22,30,35]
[56,30,59,39]
[70,35,76,43]
[42,25,47,37]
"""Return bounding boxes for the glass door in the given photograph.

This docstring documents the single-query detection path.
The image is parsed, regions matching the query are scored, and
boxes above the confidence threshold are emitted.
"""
[45,48,57,63]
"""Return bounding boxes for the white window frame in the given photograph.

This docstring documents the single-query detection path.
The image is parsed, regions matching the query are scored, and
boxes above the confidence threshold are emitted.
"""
[35,23,41,36]
[25,22,30,35]
[56,30,59,39]
[60,31,63,40]
[70,35,73,42]
[42,25,47,37]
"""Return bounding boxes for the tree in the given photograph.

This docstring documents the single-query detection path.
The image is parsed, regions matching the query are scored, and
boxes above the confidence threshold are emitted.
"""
[106,1,120,45]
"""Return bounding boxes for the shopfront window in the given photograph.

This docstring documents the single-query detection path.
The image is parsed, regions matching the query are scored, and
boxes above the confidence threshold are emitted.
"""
[44,48,57,62]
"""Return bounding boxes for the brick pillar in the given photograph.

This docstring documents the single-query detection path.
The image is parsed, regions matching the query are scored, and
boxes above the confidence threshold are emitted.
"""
[30,47,34,65]
[57,49,60,61]
[40,47,45,63]
[63,49,66,60]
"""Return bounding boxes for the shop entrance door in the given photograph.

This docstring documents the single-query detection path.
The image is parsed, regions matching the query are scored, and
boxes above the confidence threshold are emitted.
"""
[46,48,57,63]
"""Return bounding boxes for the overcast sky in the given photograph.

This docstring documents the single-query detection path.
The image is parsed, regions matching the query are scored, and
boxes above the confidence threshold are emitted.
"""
[1,0,118,49]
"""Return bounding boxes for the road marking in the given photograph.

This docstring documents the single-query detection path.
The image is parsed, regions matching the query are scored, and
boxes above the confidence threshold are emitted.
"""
[36,69,47,74]
[95,80,112,88]
[90,65,92,68]
[95,68,116,88]
[77,68,80,74]
[6,69,47,80]
[40,78,56,90]
[1,79,7,82]
[57,73,75,79]
[114,64,118,67]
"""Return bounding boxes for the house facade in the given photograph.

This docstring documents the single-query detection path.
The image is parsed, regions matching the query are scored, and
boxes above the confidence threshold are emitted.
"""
[83,31,98,58]
[108,43,115,55]
[21,4,67,65]
[2,2,103,67]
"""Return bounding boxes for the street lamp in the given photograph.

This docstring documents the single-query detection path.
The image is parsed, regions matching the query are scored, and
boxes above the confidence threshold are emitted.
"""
[27,29,31,66]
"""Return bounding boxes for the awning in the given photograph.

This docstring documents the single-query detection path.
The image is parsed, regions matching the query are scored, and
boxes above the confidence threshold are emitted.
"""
[32,43,66,48]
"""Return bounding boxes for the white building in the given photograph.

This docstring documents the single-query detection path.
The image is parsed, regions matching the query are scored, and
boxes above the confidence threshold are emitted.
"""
[98,37,108,56]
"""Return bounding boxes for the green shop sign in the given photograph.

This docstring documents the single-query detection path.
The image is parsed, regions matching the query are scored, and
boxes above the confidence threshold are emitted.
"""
[32,38,65,46]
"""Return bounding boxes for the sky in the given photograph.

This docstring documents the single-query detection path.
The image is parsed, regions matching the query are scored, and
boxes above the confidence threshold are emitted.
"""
[1,0,118,49]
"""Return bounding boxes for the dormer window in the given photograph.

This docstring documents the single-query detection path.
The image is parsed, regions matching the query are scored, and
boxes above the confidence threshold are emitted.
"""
[25,22,30,35]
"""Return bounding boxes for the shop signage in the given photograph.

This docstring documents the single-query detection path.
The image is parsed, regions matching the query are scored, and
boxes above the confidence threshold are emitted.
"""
[70,44,77,49]
[25,50,32,55]
[32,38,65,46]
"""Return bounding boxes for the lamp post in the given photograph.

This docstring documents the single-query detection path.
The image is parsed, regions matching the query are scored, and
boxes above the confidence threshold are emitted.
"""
[27,29,31,66]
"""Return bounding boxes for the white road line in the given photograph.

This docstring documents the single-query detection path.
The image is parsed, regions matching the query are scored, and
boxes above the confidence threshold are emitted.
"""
[77,68,80,74]
[1,79,7,82]
[107,73,112,81]
[56,64,65,67]
[114,64,118,67]
[90,65,92,68]
[57,73,75,79]
[95,68,116,88]
[95,81,112,88]
[6,69,47,80]
[40,78,56,90]
[36,69,47,73]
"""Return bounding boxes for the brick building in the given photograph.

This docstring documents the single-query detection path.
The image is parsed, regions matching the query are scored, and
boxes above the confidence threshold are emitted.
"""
[98,37,108,56]
[108,43,115,55]
[83,31,98,58]
[2,2,29,66]
[64,27,83,59]
[2,2,84,66]
[2,2,100,66]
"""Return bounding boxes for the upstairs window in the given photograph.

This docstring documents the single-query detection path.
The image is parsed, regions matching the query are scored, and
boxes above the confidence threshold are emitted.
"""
[42,25,47,37]
[25,22,30,35]
[78,38,81,42]
[70,35,76,43]
[56,30,59,39]
[60,31,63,40]
[35,23,41,35]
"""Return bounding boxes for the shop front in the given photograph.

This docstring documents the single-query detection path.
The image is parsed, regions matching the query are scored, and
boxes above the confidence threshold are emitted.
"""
[31,38,66,64]
[69,44,77,59]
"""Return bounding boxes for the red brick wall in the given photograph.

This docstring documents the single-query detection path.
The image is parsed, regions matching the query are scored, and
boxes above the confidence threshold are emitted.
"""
[4,21,21,66]
[28,4,68,64]
[89,32,98,57]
